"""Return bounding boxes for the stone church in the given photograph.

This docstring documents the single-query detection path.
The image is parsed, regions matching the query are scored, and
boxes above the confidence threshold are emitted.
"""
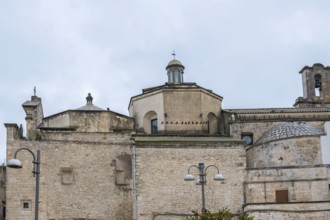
[4,58,330,220]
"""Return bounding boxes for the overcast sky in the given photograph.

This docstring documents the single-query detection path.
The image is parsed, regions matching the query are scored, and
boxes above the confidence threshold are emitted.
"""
[1,0,330,162]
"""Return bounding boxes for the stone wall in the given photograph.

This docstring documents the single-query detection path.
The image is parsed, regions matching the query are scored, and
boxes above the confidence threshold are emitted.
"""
[162,89,221,134]
[129,91,165,133]
[129,85,222,135]
[0,166,5,220]
[245,202,330,220]
[42,111,134,132]
[133,136,245,220]
[246,137,322,168]
[6,128,133,220]
[244,166,330,218]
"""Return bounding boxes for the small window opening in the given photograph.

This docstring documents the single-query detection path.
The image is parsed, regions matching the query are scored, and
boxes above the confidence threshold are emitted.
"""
[168,72,173,82]
[314,74,322,97]
[23,202,29,209]
[174,70,180,83]
[241,133,253,145]
[151,119,158,134]
[21,200,31,210]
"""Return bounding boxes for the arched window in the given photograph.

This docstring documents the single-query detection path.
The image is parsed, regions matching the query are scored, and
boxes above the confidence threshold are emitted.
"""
[151,119,158,134]
[167,69,183,84]
[168,72,173,83]
[174,70,181,83]
[143,111,158,134]
[207,113,218,135]
[314,74,322,97]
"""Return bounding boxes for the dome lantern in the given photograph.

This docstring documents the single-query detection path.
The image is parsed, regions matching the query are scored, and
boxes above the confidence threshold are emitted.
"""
[166,51,185,84]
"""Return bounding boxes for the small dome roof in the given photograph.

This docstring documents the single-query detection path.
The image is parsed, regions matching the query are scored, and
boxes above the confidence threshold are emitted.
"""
[255,122,323,145]
[77,104,104,111]
[76,93,104,111]
[166,59,185,70]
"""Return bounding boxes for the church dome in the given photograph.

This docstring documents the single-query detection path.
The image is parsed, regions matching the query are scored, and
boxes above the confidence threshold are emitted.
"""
[255,122,323,145]
[166,59,185,70]
[76,93,104,111]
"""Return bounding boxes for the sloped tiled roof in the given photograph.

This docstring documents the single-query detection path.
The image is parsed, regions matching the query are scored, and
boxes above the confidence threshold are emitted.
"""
[255,122,323,145]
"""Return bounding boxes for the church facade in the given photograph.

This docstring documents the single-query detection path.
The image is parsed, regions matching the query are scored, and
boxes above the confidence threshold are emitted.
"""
[4,59,330,220]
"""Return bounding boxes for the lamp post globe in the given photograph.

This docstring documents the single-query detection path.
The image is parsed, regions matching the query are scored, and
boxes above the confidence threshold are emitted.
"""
[7,158,22,168]
[184,174,195,181]
[213,173,224,181]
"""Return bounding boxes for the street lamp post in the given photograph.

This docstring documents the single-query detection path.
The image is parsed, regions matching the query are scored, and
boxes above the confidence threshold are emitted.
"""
[7,148,40,220]
[184,162,224,214]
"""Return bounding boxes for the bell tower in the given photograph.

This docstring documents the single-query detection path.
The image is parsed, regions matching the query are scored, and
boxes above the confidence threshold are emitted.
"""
[294,63,330,108]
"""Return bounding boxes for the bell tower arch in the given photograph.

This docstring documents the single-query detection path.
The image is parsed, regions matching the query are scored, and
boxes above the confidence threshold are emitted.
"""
[294,63,330,108]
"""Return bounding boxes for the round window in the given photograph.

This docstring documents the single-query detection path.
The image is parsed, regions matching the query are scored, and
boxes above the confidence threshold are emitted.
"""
[242,135,253,145]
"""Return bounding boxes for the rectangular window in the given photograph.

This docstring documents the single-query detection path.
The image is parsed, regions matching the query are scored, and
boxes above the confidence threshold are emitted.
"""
[174,71,180,82]
[169,72,173,82]
[151,119,158,134]
[21,200,31,211]
[276,189,288,203]
[23,202,29,209]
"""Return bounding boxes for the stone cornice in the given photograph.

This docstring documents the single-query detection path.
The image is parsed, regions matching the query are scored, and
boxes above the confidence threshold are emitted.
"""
[223,108,330,123]
[132,135,243,146]
[224,107,330,114]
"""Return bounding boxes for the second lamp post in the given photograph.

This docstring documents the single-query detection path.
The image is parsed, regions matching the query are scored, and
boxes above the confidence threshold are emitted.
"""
[184,162,224,214]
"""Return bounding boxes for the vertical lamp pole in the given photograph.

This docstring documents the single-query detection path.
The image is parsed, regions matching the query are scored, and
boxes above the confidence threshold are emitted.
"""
[7,148,40,220]
[184,162,224,214]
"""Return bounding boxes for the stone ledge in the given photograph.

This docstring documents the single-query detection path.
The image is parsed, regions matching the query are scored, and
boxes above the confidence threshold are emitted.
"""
[244,200,330,212]
[132,135,243,146]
